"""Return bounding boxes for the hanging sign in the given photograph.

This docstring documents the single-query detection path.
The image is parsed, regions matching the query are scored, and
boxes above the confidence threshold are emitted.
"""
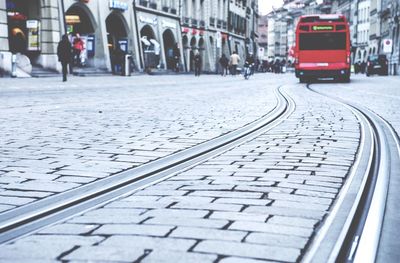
[382,39,393,53]
[139,16,158,26]
[109,0,128,11]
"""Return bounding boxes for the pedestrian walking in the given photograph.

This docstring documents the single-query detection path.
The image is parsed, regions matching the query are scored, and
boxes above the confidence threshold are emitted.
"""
[57,34,72,82]
[219,54,229,76]
[274,59,281,74]
[229,51,240,76]
[173,43,180,73]
[194,50,202,77]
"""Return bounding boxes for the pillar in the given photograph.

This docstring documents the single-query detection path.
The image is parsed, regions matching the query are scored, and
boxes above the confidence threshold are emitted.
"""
[39,0,62,70]
[0,1,10,73]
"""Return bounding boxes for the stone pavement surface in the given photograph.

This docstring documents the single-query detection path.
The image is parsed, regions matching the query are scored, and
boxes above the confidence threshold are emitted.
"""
[311,75,400,263]
[310,75,400,137]
[0,74,283,213]
[0,78,361,262]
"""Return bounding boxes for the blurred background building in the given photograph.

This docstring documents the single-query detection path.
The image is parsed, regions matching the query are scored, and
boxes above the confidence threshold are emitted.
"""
[0,0,259,77]
[258,0,400,75]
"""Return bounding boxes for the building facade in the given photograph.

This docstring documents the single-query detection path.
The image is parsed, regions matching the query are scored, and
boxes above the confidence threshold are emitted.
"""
[1,0,62,75]
[0,0,259,76]
[266,0,400,76]
[382,0,400,75]
[135,0,183,71]
[354,0,371,63]
[258,15,268,59]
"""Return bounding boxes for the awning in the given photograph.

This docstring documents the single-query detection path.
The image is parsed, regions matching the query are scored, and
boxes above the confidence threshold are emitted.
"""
[141,37,151,46]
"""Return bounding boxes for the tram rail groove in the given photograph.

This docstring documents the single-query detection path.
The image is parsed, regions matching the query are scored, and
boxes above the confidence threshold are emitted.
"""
[0,86,296,245]
[304,85,399,263]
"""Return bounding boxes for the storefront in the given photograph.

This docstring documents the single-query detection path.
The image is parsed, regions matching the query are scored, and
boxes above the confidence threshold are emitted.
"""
[65,3,96,67]
[106,1,130,74]
[139,17,160,69]
[6,0,41,61]
[63,0,140,73]
[160,18,182,71]
[136,6,183,72]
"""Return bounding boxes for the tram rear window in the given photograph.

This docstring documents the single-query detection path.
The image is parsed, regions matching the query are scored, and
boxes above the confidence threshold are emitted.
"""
[299,32,346,50]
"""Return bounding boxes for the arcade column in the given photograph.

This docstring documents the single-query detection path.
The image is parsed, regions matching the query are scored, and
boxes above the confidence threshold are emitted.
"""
[39,0,63,70]
[0,1,11,74]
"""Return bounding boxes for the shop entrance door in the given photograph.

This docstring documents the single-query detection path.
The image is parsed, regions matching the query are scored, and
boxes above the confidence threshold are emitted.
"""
[66,5,96,67]
[162,29,176,70]
[106,13,128,74]
[6,0,41,63]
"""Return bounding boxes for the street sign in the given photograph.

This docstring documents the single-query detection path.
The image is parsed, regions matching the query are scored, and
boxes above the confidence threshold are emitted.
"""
[382,39,392,53]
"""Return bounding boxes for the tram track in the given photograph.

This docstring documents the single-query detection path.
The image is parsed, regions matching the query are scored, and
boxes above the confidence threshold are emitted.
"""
[304,85,400,263]
[0,85,296,245]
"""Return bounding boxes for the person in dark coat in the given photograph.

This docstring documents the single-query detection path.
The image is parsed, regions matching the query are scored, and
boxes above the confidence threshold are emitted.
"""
[193,50,202,77]
[112,46,126,75]
[57,34,72,82]
[173,44,181,73]
[219,54,229,76]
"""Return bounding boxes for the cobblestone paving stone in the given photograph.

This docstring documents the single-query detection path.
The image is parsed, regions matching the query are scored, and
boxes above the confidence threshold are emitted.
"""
[311,75,400,263]
[0,79,361,262]
[0,75,283,213]
[310,75,400,137]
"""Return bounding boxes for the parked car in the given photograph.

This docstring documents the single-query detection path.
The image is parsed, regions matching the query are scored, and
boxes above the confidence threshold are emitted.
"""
[366,55,388,76]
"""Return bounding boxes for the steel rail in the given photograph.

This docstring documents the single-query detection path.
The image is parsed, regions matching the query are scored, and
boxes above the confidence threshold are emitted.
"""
[304,85,398,263]
[0,85,296,245]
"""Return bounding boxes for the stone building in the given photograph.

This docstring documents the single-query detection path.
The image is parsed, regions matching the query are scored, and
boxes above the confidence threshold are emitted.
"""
[353,0,371,63]
[1,0,62,76]
[180,0,225,73]
[0,0,259,76]
[369,0,381,57]
[258,15,269,59]
[63,0,139,73]
[382,0,400,75]
[331,0,358,62]
[1,0,141,76]
[135,0,183,71]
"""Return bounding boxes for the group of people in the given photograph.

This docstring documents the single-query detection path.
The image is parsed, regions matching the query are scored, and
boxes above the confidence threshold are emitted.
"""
[353,61,367,74]
[58,34,289,81]
[258,59,288,74]
[218,52,256,77]
[57,33,85,82]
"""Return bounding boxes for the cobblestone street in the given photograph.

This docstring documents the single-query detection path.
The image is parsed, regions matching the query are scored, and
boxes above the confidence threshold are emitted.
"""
[0,75,281,213]
[0,73,399,262]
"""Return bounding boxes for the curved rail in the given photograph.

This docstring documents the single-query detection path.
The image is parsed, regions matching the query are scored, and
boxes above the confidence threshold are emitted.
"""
[304,85,399,263]
[0,85,296,245]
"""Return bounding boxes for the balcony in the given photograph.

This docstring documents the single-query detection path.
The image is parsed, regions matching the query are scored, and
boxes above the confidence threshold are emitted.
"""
[139,0,148,7]
[199,20,206,29]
